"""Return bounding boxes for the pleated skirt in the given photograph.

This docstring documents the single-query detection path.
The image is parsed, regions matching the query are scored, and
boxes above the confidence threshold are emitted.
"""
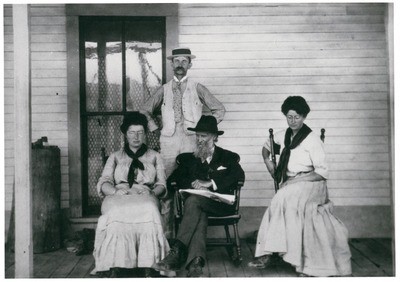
[91,194,170,273]
[255,180,352,277]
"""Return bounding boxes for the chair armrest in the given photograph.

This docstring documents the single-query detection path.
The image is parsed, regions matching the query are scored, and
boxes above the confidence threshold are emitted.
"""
[171,182,183,217]
[237,177,245,189]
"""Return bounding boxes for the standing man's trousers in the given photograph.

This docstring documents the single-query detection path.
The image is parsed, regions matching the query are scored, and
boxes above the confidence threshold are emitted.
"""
[160,121,197,177]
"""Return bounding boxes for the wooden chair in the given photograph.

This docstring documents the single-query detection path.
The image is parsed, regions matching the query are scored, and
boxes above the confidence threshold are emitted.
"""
[171,157,245,266]
[269,128,325,192]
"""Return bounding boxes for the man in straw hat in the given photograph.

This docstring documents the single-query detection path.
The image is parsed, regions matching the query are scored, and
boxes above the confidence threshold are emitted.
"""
[140,47,225,177]
[152,115,245,277]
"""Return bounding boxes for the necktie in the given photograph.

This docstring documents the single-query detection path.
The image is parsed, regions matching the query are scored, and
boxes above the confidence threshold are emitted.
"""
[173,81,183,122]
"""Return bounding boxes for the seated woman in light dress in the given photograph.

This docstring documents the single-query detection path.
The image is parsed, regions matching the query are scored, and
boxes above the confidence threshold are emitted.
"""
[248,96,352,277]
[91,112,172,278]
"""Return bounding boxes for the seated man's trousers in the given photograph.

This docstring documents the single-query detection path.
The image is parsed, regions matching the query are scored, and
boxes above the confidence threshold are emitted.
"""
[176,194,235,267]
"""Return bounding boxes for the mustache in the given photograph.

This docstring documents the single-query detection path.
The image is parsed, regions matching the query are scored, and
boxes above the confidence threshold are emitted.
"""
[175,66,184,71]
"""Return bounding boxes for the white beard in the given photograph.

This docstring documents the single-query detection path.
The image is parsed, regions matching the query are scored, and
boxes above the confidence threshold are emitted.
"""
[194,140,214,161]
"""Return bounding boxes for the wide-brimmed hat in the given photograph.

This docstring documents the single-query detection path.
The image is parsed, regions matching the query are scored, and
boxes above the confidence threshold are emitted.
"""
[167,47,196,60]
[187,115,224,135]
[120,112,148,134]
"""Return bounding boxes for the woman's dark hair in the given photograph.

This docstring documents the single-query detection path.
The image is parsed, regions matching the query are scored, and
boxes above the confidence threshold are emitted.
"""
[120,111,148,134]
[281,96,311,117]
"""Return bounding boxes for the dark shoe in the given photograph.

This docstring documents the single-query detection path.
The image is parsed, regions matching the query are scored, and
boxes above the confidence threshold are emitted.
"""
[187,257,205,277]
[298,273,312,277]
[247,255,271,269]
[143,268,156,278]
[153,239,187,272]
[109,268,120,278]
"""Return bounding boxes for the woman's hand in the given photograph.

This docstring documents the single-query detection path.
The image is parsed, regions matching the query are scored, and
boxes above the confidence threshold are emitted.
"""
[152,185,165,198]
[115,188,129,196]
[137,189,151,195]
[280,172,325,188]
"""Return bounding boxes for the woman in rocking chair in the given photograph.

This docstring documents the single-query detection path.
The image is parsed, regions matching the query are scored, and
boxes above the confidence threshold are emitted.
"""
[91,112,172,278]
[248,96,352,277]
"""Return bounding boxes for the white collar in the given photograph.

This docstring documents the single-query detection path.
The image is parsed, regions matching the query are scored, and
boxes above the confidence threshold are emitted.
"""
[206,146,215,164]
[173,76,188,83]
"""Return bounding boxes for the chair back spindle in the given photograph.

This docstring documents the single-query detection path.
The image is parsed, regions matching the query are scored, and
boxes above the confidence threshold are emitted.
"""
[269,129,279,193]
[320,128,325,143]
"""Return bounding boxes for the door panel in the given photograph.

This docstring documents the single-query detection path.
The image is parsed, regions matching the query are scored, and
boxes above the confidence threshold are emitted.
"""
[80,17,165,215]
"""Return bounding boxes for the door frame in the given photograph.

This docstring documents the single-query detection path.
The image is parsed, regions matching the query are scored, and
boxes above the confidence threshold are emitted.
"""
[66,3,179,218]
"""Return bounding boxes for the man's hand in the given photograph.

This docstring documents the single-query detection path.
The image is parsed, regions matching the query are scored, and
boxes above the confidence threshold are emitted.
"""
[191,179,212,190]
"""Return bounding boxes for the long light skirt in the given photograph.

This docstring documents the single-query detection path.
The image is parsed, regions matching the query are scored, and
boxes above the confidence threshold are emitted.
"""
[255,180,352,277]
[91,194,170,273]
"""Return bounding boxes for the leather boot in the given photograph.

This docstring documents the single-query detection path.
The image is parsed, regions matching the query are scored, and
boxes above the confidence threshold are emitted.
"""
[153,239,187,271]
[187,256,205,277]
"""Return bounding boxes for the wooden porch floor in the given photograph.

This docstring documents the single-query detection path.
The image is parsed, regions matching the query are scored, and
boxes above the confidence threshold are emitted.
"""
[4,238,394,278]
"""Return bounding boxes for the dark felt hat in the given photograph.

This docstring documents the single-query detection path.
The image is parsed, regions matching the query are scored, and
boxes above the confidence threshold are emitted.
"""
[167,47,196,60]
[187,115,224,135]
[120,112,148,134]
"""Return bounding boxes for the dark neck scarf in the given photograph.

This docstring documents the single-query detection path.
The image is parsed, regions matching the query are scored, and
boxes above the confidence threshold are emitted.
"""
[275,124,312,184]
[124,143,147,187]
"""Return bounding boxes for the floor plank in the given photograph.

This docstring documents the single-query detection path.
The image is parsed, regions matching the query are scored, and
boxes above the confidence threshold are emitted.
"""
[4,250,15,278]
[207,246,228,277]
[350,238,393,276]
[349,242,388,277]
[84,261,95,278]
[5,261,15,278]
[4,250,15,269]
[373,238,393,252]
[34,250,64,278]
[67,254,94,278]
[50,251,82,278]
[219,246,245,277]
[244,242,268,277]
[4,238,393,278]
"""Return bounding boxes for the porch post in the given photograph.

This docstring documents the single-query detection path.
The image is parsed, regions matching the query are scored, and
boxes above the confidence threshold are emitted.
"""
[13,4,33,278]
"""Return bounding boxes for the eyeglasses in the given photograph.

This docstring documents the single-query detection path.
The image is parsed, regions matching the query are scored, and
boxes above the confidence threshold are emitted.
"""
[127,130,144,138]
[286,115,302,121]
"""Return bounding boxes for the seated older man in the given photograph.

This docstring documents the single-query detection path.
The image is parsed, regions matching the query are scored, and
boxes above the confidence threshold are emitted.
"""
[153,115,245,277]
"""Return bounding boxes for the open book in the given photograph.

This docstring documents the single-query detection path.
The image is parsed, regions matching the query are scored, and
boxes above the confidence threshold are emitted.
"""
[179,189,235,205]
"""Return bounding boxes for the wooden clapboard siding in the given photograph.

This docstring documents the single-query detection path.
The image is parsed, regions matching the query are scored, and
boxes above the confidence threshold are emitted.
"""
[3,4,70,211]
[30,4,69,209]
[178,3,390,207]
[3,3,391,217]
[3,5,14,211]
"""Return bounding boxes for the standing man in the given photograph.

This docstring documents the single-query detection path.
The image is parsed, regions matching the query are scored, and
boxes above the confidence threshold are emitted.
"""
[140,47,226,177]
[153,115,245,277]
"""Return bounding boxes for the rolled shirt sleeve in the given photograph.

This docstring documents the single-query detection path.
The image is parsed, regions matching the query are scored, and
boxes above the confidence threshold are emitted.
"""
[140,86,164,132]
[154,151,168,198]
[309,137,329,179]
[196,83,226,123]
[97,153,117,197]
[263,130,284,160]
